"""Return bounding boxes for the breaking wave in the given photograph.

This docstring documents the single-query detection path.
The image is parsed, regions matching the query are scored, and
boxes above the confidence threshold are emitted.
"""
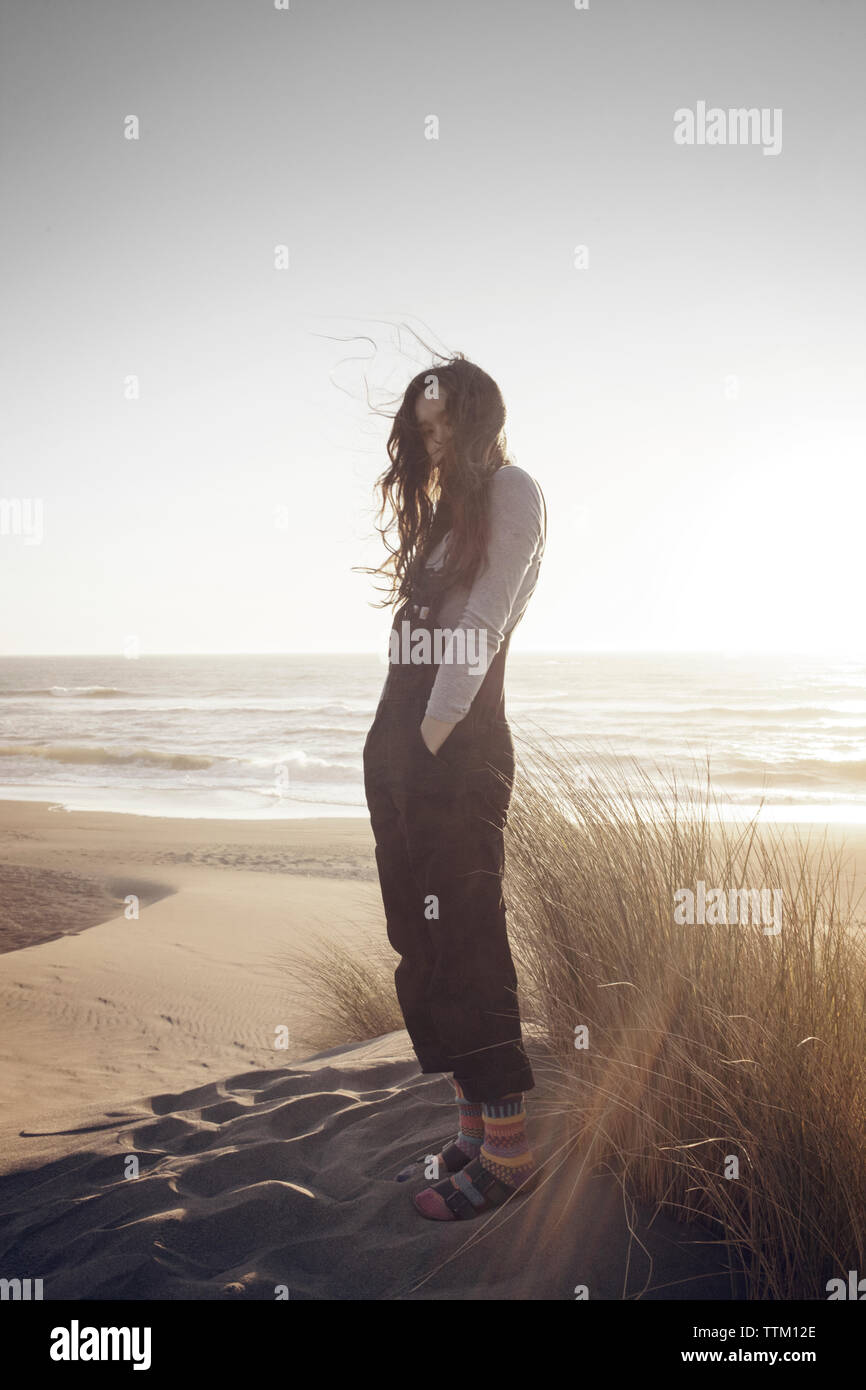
[0,744,215,770]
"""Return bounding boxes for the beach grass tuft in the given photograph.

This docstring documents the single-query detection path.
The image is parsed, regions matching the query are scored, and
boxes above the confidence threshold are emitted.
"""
[505,737,866,1299]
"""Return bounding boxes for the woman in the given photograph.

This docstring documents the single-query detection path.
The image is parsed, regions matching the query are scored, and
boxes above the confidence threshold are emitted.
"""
[362,355,546,1221]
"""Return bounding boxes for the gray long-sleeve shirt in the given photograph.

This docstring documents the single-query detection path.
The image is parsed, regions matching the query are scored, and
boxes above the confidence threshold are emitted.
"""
[423,463,546,724]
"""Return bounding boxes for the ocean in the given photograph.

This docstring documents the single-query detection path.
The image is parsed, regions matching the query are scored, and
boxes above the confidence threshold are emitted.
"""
[0,653,864,822]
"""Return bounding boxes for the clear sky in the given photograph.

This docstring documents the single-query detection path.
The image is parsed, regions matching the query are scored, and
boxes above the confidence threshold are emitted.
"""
[1,0,864,656]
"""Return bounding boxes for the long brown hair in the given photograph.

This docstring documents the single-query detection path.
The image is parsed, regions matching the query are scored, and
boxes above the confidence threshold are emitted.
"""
[362,354,510,609]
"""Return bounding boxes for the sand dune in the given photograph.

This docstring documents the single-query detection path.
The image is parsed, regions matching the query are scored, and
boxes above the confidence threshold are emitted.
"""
[0,1033,740,1301]
[2,800,862,1300]
[0,803,386,1172]
[0,863,384,1172]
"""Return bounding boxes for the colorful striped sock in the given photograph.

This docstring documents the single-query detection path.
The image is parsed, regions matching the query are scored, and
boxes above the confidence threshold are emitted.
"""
[478,1092,535,1188]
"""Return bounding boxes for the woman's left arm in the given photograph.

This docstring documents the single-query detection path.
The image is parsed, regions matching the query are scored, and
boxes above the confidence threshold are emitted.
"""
[420,467,544,754]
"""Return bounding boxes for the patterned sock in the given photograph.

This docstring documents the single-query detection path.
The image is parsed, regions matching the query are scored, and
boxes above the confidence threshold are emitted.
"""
[413,1092,535,1220]
[396,1077,482,1182]
[478,1092,535,1187]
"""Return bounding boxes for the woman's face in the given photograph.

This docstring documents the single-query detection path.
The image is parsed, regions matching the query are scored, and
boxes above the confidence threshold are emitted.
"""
[414,389,452,472]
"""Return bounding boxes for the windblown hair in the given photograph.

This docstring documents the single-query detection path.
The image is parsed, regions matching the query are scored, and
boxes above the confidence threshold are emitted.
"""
[363,355,510,609]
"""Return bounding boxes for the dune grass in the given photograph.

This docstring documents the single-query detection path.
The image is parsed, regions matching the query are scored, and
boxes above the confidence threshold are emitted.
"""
[283,738,866,1298]
[505,739,866,1299]
[278,930,405,1055]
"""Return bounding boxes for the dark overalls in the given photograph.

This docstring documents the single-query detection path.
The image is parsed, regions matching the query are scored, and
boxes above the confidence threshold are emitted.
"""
[363,558,535,1104]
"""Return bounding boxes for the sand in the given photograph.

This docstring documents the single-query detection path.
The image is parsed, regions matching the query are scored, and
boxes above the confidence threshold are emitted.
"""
[1,799,864,1300]
[0,803,383,1172]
